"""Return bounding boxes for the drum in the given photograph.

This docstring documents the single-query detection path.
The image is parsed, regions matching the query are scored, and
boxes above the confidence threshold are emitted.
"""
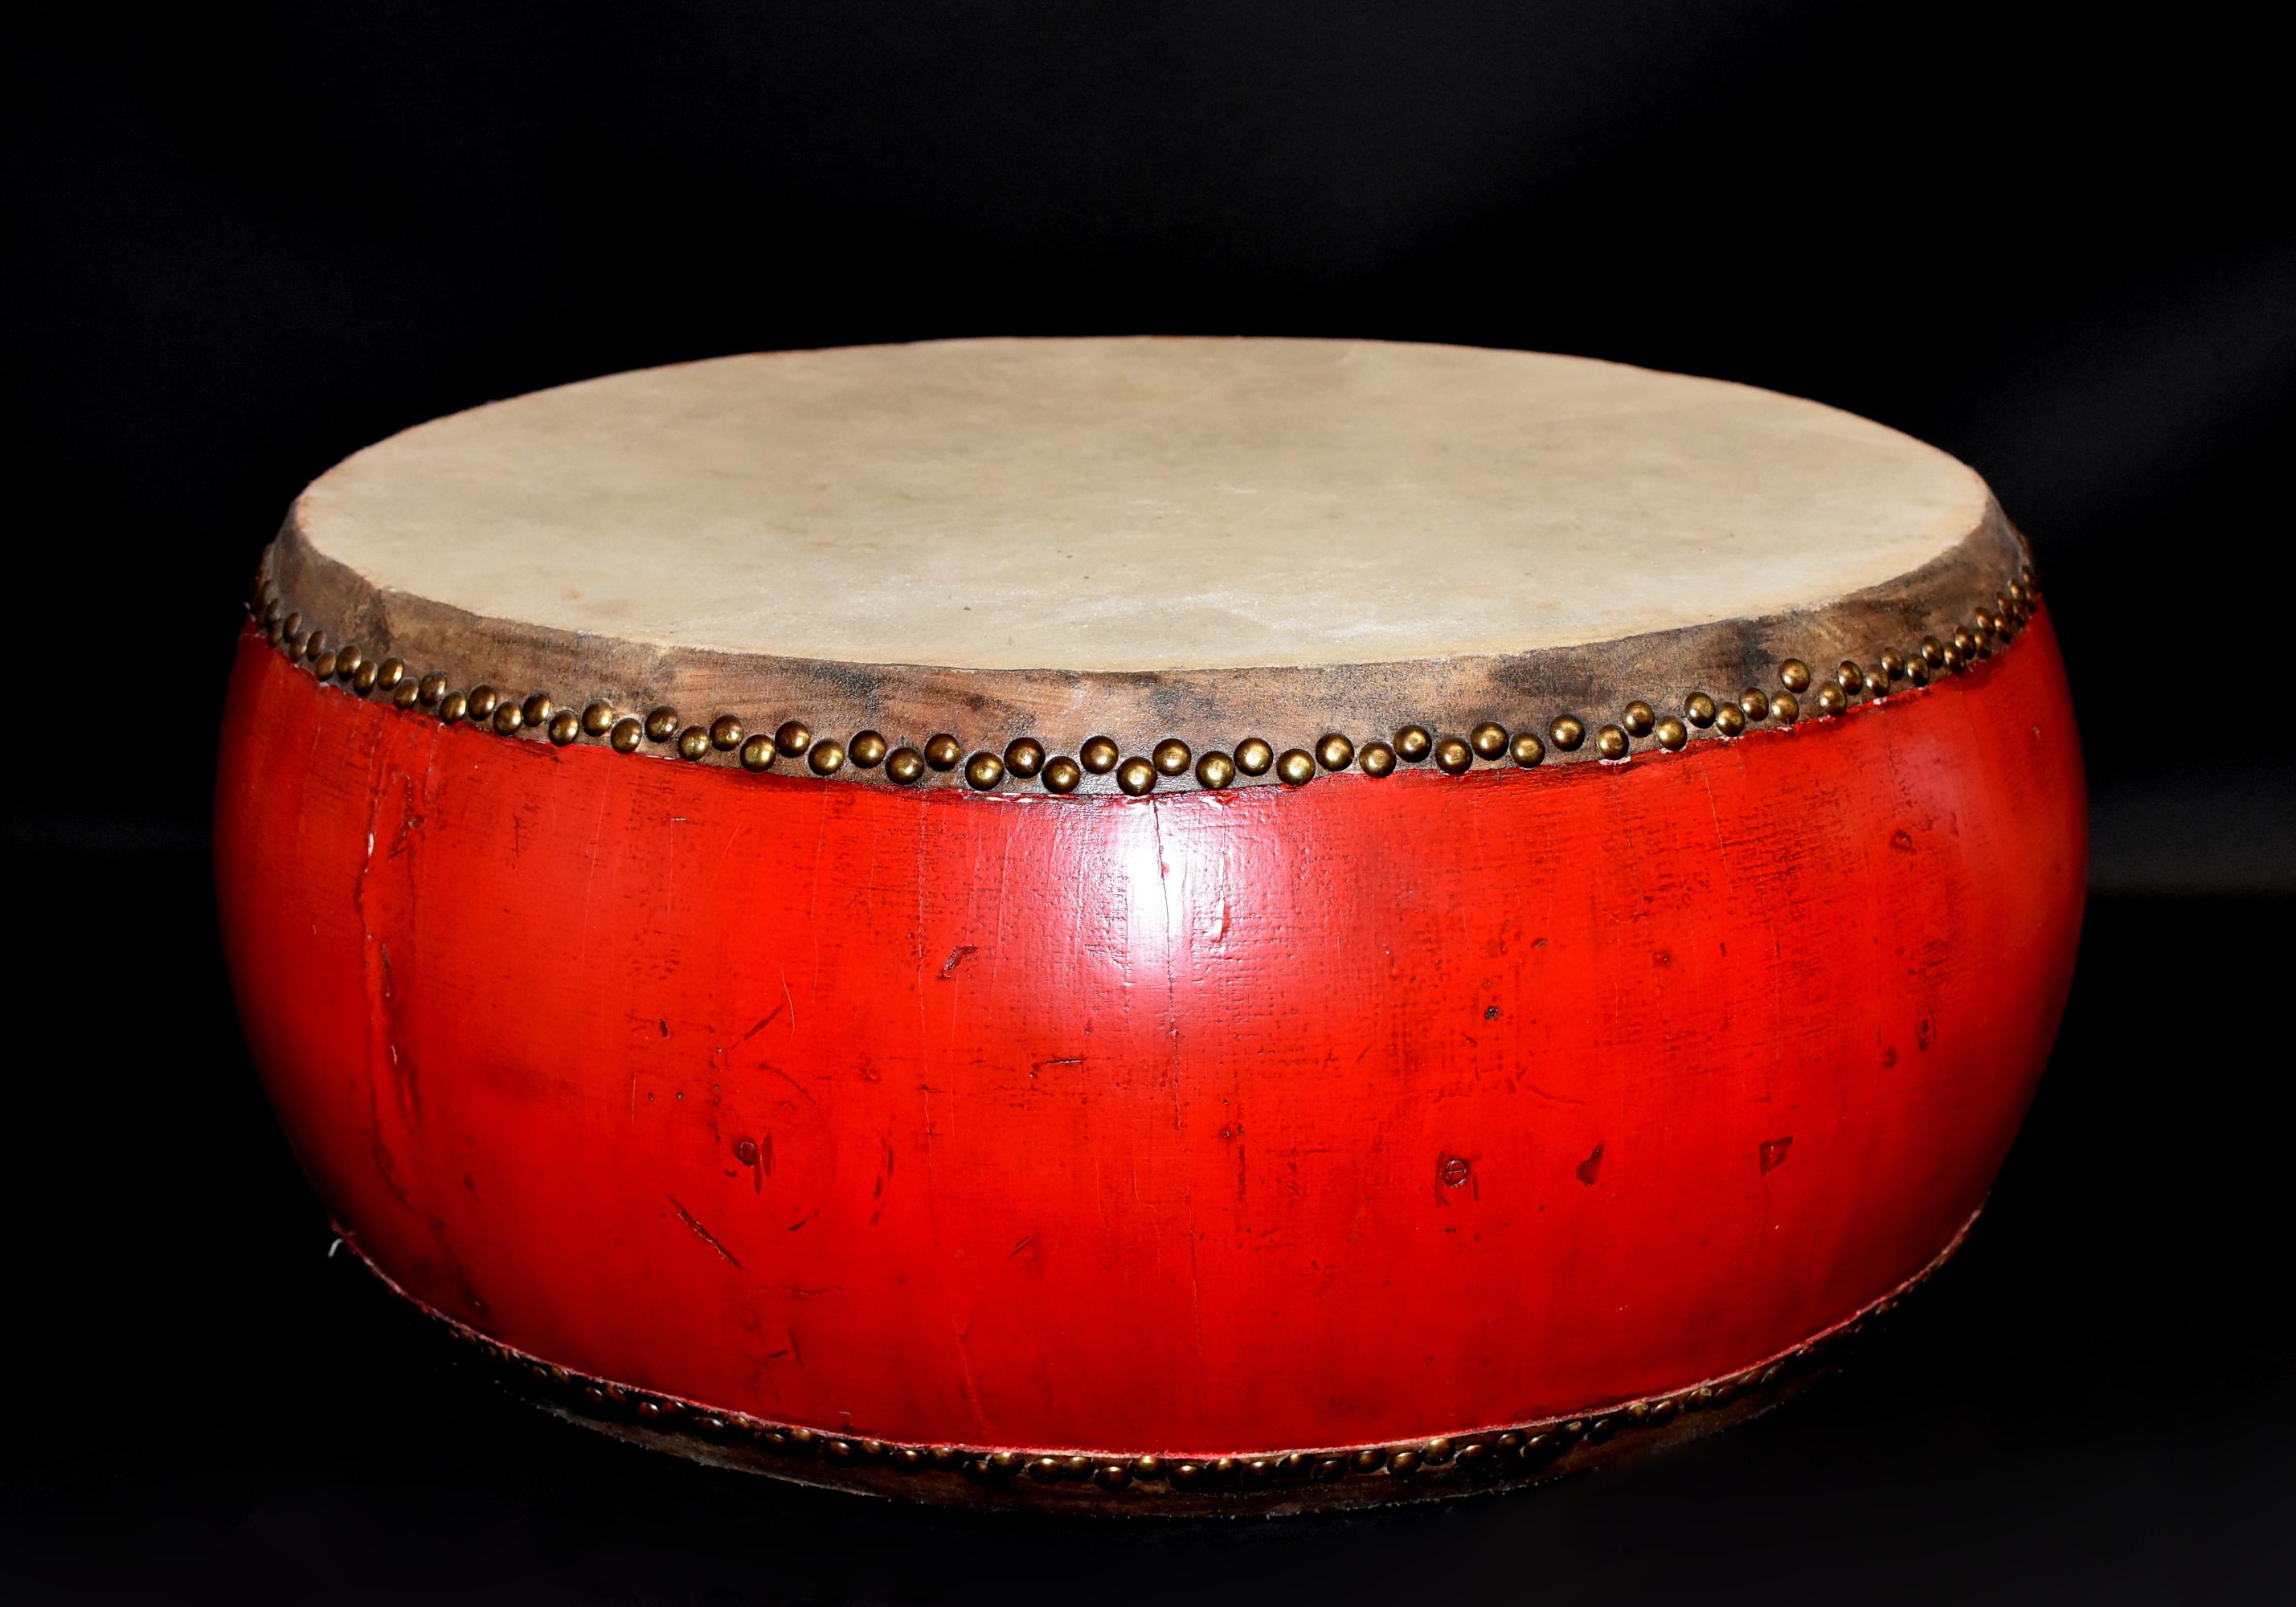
[216,337,2085,1512]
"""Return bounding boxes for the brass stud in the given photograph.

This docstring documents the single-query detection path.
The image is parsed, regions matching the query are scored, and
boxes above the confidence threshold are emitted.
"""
[493,701,524,735]
[1003,738,1043,779]
[1132,1456,1164,1480]
[964,751,1005,791]
[609,717,643,753]
[1234,738,1274,776]
[581,701,615,737]
[1388,1450,1423,1477]
[1779,660,1812,693]
[1510,731,1545,767]
[312,649,338,680]
[886,746,927,785]
[1433,736,1472,775]
[1041,755,1082,794]
[1714,703,1746,738]
[1153,738,1193,777]
[1862,669,1888,697]
[1594,724,1629,760]
[278,610,301,641]
[1815,683,1848,715]
[1951,627,1977,659]
[1654,717,1688,751]
[352,660,379,694]
[1116,757,1157,795]
[1094,1464,1130,1491]
[1394,725,1433,763]
[1358,741,1397,778]
[739,734,776,771]
[1905,656,1930,686]
[1550,715,1586,752]
[1621,701,1655,738]
[1196,750,1237,790]
[468,685,500,721]
[1080,736,1120,774]
[418,673,447,706]
[1835,660,1864,693]
[374,658,405,693]
[1468,722,1508,760]
[924,733,964,771]
[1316,733,1354,771]
[334,645,363,681]
[1275,749,1316,786]
[777,721,814,759]
[808,740,845,776]
[1772,691,1799,726]
[1684,692,1717,728]
[1920,636,1945,667]
[392,679,421,709]
[1940,642,1964,673]
[710,714,743,751]
[303,631,326,661]
[645,706,678,742]
[676,724,710,759]
[1879,649,1905,683]
[547,710,580,746]
[524,692,555,730]
[438,691,469,726]
[850,730,889,769]
[1739,689,1769,722]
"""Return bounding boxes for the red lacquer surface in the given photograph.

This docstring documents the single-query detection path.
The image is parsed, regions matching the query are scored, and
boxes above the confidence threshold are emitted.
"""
[215,615,2085,1456]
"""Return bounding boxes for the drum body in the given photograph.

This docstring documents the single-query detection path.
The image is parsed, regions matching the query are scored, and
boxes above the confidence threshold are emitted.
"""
[215,339,2085,1511]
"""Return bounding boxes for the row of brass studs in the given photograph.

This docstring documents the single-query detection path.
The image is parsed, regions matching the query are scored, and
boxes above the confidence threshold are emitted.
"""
[253,568,2034,795]
[416,1249,1934,1503]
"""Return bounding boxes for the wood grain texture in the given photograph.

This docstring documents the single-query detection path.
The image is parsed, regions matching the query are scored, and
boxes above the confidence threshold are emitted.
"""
[215,610,2084,1458]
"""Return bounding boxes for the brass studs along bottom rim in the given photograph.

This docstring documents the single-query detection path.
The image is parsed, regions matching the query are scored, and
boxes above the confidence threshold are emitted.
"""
[252,568,2036,797]
[346,1202,1977,1511]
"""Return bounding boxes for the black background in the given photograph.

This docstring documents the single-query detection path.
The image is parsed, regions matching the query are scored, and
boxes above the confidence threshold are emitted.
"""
[6,5,2290,1600]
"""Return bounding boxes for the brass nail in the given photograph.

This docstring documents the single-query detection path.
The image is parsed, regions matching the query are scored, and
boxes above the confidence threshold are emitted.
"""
[374,658,406,693]
[1275,749,1316,786]
[1815,683,1848,715]
[1002,738,1043,778]
[581,701,615,736]
[924,733,964,771]
[1714,703,1746,737]
[1621,701,1655,738]
[1594,724,1628,760]
[739,734,776,771]
[438,691,469,726]
[1468,722,1508,759]
[468,685,500,720]
[1234,738,1274,776]
[335,645,364,681]
[808,740,845,776]
[676,725,710,759]
[777,721,814,758]
[1358,741,1397,778]
[710,714,743,750]
[1434,737,1472,775]
[1510,731,1545,767]
[1549,715,1586,752]
[1772,691,1799,726]
[1196,750,1237,790]
[523,692,555,729]
[1153,738,1193,776]
[1316,733,1353,771]
[1080,736,1120,774]
[1394,725,1432,762]
[418,673,447,705]
[1779,660,1812,693]
[1116,757,1157,795]
[645,706,678,742]
[493,701,524,735]
[1041,755,1082,794]
[609,717,643,753]
[1739,689,1769,721]
[850,730,889,768]
[1654,717,1688,751]
[964,751,1004,791]
[547,710,580,746]
[886,746,927,785]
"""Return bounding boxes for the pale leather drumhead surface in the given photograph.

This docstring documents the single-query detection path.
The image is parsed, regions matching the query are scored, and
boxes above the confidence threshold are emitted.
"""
[291,337,1991,673]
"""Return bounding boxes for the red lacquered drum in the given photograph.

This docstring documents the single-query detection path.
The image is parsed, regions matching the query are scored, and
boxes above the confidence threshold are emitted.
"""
[218,338,2084,1512]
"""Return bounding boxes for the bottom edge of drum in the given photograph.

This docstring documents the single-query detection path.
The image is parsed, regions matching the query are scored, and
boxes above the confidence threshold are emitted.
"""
[343,1206,1980,1517]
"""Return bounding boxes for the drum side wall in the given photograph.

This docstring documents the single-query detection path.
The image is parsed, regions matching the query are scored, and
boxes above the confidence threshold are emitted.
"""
[215,615,2085,1455]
